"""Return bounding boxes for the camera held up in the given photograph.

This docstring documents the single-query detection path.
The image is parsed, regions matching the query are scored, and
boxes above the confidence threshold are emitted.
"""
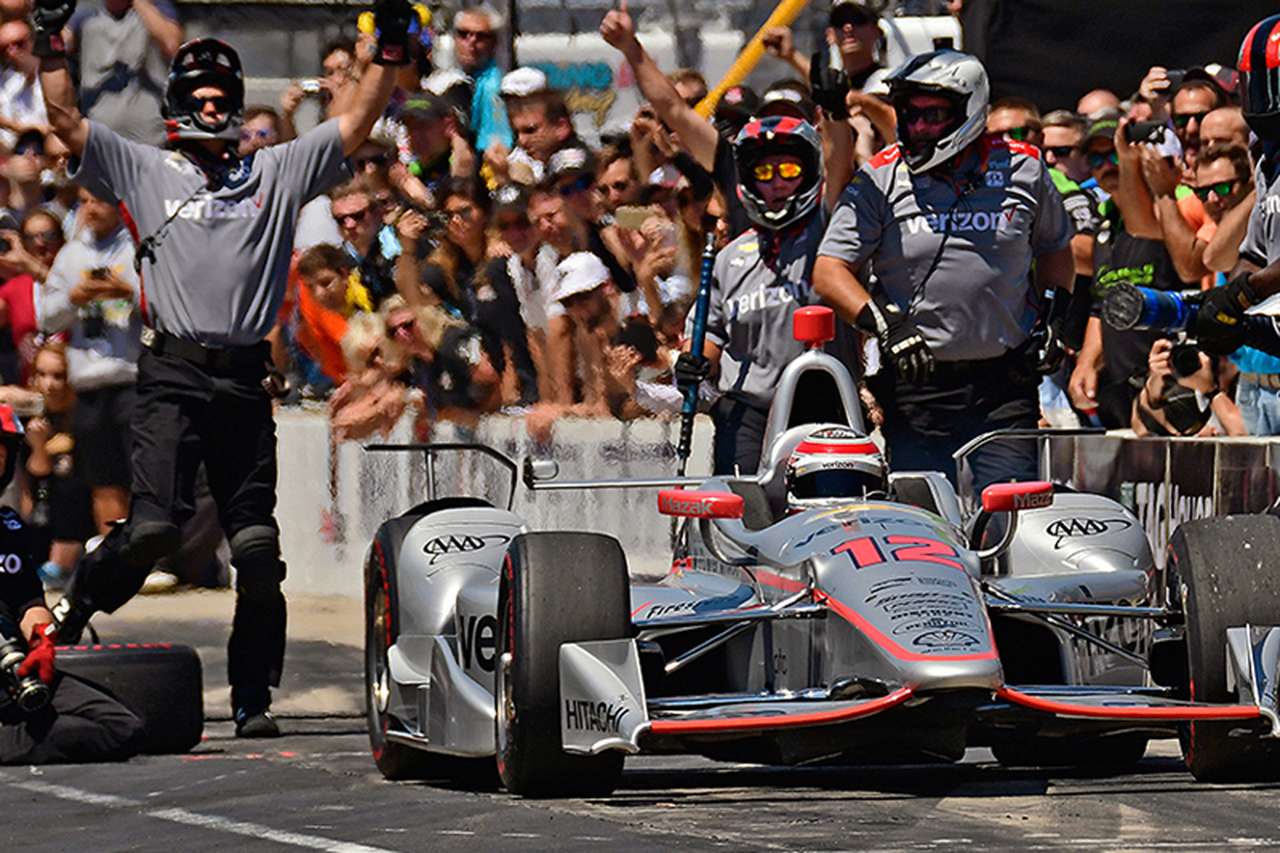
[0,613,50,714]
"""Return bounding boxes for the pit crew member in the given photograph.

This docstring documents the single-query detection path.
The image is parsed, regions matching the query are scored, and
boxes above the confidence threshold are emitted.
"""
[34,0,407,737]
[813,50,1074,487]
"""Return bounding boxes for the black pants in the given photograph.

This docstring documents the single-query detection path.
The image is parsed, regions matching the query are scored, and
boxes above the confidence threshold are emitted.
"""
[867,355,1040,490]
[73,347,286,702]
[0,673,143,764]
[711,396,771,476]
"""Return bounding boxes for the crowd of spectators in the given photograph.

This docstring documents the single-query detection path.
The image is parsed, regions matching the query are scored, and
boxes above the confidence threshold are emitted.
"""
[0,0,1267,587]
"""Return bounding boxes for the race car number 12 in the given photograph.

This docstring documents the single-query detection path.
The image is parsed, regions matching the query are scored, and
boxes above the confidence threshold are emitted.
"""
[832,536,963,571]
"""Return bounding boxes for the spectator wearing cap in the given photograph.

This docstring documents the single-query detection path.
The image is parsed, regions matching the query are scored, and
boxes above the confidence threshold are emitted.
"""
[987,96,1043,147]
[393,93,477,213]
[0,20,45,151]
[452,4,511,154]
[1068,107,1186,428]
[486,73,579,188]
[4,127,47,221]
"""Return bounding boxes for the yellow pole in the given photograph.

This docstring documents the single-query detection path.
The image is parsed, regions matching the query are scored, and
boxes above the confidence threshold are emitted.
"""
[694,0,816,118]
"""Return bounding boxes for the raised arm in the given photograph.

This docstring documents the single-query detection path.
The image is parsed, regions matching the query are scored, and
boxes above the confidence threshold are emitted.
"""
[33,0,87,156]
[132,0,185,58]
[336,0,411,157]
[601,0,718,170]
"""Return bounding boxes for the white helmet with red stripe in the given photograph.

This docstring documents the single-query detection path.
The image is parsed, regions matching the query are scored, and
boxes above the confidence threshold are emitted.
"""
[785,425,886,512]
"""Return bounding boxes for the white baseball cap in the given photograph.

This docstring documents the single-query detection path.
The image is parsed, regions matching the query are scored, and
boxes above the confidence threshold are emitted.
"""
[501,67,548,98]
[552,252,610,303]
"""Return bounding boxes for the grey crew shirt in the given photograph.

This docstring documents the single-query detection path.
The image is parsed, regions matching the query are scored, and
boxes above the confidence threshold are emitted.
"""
[690,210,826,409]
[818,137,1072,362]
[70,118,350,346]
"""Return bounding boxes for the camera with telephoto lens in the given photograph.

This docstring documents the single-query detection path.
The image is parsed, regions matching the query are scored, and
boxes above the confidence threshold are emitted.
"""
[0,613,49,714]
[1102,282,1206,379]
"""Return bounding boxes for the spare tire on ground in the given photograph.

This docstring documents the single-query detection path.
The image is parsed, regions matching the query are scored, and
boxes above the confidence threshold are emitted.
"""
[56,643,203,754]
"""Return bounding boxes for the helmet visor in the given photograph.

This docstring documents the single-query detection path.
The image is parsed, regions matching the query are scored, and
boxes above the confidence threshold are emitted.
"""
[792,468,878,500]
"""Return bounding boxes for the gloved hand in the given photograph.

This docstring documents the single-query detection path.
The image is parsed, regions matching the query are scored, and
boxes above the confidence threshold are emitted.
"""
[674,351,711,389]
[31,0,75,58]
[1192,273,1258,355]
[1032,319,1066,374]
[17,622,56,686]
[809,50,851,121]
[856,299,935,384]
[371,0,415,65]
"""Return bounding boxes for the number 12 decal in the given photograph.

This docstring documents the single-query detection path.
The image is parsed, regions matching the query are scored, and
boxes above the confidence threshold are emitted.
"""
[832,535,963,570]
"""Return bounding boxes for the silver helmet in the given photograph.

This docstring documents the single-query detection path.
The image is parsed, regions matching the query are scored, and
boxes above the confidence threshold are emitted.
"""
[785,425,887,513]
[887,49,989,174]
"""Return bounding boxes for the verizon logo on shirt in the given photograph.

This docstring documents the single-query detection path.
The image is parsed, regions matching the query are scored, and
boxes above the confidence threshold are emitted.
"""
[163,193,264,220]
[903,209,1017,235]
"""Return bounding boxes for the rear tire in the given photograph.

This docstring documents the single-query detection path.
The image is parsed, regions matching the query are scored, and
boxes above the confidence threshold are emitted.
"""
[496,532,629,797]
[57,643,203,754]
[1171,515,1280,782]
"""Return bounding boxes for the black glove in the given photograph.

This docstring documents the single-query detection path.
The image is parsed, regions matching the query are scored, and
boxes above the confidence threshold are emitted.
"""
[809,50,851,121]
[1192,273,1258,355]
[31,0,75,58]
[856,299,935,384]
[371,0,414,65]
[1030,286,1072,374]
[674,351,711,389]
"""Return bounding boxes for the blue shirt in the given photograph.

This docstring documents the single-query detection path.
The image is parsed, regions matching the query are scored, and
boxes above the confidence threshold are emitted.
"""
[470,62,512,153]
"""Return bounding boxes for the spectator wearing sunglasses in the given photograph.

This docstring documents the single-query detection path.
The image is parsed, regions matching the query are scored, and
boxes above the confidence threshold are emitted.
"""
[1068,108,1186,429]
[237,105,286,157]
[987,96,1043,147]
[0,209,64,383]
[451,5,510,154]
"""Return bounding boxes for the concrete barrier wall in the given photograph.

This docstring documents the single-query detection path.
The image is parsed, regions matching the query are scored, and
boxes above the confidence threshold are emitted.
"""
[277,411,1280,598]
[276,410,714,598]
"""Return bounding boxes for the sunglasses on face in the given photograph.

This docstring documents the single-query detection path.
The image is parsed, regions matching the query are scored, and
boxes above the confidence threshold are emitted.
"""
[12,143,42,156]
[830,10,873,28]
[1192,180,1237,200]
[23,229,61,244]
[455,28,495,41]
[353,152,389,169]
[446,206,476,222]
[240,128,273,142]
[183,95,237,114]
[901,104,954,126]
[334,207,370,225]
[558,174,595,196]
[1001,126,1036,142]
[752,161,804,182]
[1173,111,1210,129]
[1046,145,1077,159]
[1086,149,1119,169]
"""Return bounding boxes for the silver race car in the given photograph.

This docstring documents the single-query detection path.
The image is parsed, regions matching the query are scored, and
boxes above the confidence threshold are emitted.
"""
[364,306,1280,796]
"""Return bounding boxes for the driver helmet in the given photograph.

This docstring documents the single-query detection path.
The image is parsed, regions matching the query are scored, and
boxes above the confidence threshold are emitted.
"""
[0,404,22,492]
[786,426,886,512]
[163,38,245,144]
[732,116,824,232]
[1239,15,1280,140]
[886,49,989,174]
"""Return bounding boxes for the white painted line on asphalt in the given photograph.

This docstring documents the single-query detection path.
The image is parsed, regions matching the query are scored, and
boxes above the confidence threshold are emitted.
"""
[10,780,398,853]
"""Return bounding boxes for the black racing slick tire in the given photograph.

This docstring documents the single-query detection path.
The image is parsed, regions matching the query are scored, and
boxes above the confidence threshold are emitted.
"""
[57,643,203,754]
[496,532,630,798]
[1170,515,1280,782]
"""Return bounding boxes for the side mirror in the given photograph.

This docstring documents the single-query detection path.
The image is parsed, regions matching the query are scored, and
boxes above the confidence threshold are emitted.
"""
[980,481,1054,513]
[657,489,744,519]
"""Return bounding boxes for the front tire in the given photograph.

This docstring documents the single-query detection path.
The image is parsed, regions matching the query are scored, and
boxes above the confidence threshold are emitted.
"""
[496,532,630,797]
[1171,515,1280,782]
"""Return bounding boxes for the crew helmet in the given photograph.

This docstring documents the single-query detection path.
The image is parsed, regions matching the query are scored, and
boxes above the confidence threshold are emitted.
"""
[785,426,887,512]
[0,404,23,492]
[163,38,245,144]
[887,49,989,174]
[1240,15,1280,140]
[733,116,824,232]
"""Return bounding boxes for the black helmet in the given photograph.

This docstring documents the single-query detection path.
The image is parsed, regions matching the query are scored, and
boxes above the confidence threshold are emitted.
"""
[732,116,823,232]
[0,404,22,492]
[163,38,245,144]
[1240,15,1280,140]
